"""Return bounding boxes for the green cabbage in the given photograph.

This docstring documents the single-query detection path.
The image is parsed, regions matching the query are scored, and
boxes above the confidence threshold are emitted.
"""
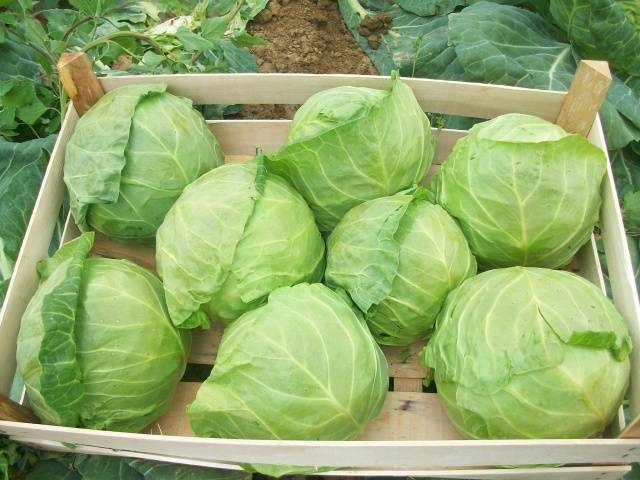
[266,73,435,232]
[188,283,388,476]
[428,113,607,269]
[422,267,631,439]
[326,188,476,345]
[16,232,190,432]
[64,84,223,244]
[156,159,325,329]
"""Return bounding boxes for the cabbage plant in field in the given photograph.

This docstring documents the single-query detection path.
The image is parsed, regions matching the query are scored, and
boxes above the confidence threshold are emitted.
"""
[16,232,190,432]
[64,84,223,244]
[188,283,389,477]
[428,113,607,269]
[325,188,476,345]
[266,73,435,232]
[423,267,631,439]
[156,158,325,329]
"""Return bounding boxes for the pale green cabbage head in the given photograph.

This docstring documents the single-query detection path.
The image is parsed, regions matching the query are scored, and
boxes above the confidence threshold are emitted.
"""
[326,188,476,345]
[64,84,223,244]
[422,267,631,439]
[428,113,607,269]
[156,159,325,329]
[266,74,435,232]
[188,283,388,476]
[16,232,190,432]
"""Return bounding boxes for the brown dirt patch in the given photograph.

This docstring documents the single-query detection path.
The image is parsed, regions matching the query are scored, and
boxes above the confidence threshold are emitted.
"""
[237,0,378,119]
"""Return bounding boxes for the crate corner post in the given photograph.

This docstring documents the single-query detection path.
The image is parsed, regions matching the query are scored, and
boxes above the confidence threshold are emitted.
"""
[57,51,105,116]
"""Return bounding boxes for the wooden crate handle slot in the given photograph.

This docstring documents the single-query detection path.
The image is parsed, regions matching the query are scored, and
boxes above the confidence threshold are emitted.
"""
[0,395,40,423]
[57,52,105,116]
[556,60,611,136]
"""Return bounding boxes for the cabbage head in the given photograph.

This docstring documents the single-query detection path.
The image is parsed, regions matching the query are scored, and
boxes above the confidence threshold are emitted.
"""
[64,84,223,244]
[156,159,325,329]
[428,113,607,269]
[265,73,435,232]
[325,188,476,346]
[422,267,631,439]
[16,232,190,432]
[188,283,388,477]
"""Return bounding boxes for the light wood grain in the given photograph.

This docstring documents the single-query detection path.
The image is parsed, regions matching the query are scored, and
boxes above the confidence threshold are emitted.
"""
[8,439,631,479]
[58,52,105,116]
[100,73,566,121]
[2,419,640,468]
[556,60,612,137]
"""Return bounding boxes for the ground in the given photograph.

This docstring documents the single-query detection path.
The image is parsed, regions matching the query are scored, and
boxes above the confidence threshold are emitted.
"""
[238,0,377,119]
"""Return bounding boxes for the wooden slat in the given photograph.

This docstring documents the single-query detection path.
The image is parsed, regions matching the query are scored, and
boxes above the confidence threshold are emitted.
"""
[207,120,465,164]
[2,419,640,468]
[58,52,105,116]
[556,61,612,137]
[99,74,566,121]
[9,440,630,479]
[393,379,424,392]
[0,107,78,395]
[589,118,640,441]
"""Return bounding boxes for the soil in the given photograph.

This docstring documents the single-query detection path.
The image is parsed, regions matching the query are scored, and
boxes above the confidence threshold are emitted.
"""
[238,0,378,119]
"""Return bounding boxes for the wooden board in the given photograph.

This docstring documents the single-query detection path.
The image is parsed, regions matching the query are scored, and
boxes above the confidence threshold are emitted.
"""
[99,74,566,121]
[7,440,632,479]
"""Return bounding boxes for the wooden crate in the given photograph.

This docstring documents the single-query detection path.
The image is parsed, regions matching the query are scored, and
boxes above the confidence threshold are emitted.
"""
[1,60,640,479]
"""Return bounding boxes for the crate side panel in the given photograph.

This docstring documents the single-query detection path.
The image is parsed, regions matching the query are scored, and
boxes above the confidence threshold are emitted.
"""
[99,74,565,121]
[7,440,630,479]
[0,423,639,468]
[589,119,640,431]
[0,107,78,394]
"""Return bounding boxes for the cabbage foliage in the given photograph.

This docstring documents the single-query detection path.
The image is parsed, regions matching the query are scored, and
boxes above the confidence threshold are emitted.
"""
[188,283,388,476]
[326,188,476,345]
[428,113,607,269]
[16,232,190,432]
[156,159,325,329]
[422,267,631,439]
[266,74,435,232]
[64,84,223,244]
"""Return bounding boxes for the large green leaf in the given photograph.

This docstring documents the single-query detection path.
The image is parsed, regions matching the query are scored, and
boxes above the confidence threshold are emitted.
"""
[16,232,94,427]
[127,459,251,480]
[0,135,56,306]
[448,1,640,150]
[549,0,640,77]
[611,147,640,233]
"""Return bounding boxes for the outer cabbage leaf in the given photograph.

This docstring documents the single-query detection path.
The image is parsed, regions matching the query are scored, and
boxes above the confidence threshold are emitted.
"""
[429,113,606,269]
[188,283,388,476]
[156,160,325,328]
[17,233,189,432]
[326,188,476,345]
[266,74,434,232]
[64,84,223,243]
[549,0,640,77]
[75,258,190,431]
[447,1,640,150]
[16,232,94,427]
[423,267,631,439]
